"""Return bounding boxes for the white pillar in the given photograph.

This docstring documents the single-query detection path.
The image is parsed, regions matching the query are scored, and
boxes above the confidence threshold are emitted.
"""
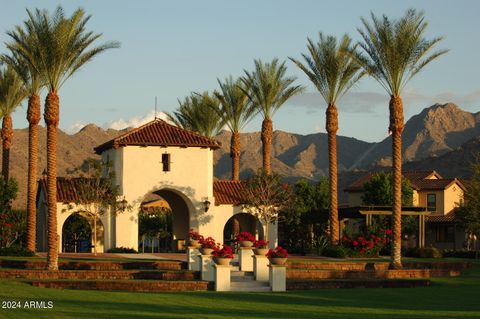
[214,264,231,291]
[239,247,254,272]
[200,255,215,282]
[269,265,286,292]
[187,247,201,271]
[253,255,269,281]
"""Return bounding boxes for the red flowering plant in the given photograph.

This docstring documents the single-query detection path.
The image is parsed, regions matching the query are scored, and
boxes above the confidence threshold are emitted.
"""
[188,229,203,241]
[199,236,216,249]
[212,244,235,259]
[266,246,288,258]
[253,239,269,248]
[235,231,255,242]
[341,229,392,257]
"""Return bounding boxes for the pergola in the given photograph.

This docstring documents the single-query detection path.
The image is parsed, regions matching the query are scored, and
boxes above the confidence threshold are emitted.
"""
[338,206,431,248]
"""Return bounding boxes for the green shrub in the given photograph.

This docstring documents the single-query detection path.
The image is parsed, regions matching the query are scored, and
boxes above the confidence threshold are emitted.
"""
[107,247,138,253]
[443,249,479,259]
[321,245,347,258]
[0,245,35,256]
[404,247,443,258]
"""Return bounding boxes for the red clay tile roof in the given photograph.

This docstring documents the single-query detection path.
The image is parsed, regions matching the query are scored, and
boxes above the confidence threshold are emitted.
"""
[38,177,98,203]
[414,178,465,191]
[94,119,221,154]
[427,212,456,223]
[344,170,462,192]
[213,180,248,206]
[40,177,247,206]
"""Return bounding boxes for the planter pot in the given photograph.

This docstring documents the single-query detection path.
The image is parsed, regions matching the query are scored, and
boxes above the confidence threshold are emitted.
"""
[253,248,269,256]
[213,257,232,266]
[239,241,253,248]
[269,257,287,265]
[200,248,214,255]
[189,239,200,248]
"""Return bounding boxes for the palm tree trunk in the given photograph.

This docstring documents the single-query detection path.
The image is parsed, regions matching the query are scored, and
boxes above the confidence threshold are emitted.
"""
[389,95,404,269]
[261,117,273,175]
[45,91,60,271]
[26,93,41,252]
[231,131,241,180]
[1,115,13,181]
[326,104,339,245]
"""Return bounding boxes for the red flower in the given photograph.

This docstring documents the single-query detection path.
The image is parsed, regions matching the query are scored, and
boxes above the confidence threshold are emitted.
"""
[359,248,366,254]
[352,240,359,247]
[188,229,203,241]
[385,229,393,236]
[282,183,289,190]
[4,223,12,228]
[199,236,217,249]
[253,239,269,248]
[267,246,288,258]
[212,244,234,258]
[235,232,255,242]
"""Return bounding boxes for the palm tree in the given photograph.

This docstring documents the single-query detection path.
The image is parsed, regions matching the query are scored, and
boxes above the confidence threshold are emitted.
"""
[167,91,225,138]
[3,29,45,252]
[356,9,447,268]
[213,76,257,180]
[21,7,119,270]
[0,66,27,181]
[289,33,364,245]
[242,59,303,174]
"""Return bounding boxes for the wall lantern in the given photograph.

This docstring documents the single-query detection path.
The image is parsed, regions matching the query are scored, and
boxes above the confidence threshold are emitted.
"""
[203,200,211,212]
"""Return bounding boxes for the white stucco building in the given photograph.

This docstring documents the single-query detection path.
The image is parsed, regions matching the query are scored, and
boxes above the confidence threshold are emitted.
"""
[36,119,275,253]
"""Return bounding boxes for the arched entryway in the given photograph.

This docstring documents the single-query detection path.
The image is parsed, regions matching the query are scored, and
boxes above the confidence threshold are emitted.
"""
[62,213,104,253]
[223,213,264,250]
[139,189,191,252]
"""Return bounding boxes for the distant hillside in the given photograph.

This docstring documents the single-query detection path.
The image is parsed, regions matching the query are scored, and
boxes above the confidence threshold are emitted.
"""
[404,135,480,179]
[8,102,480,209]
[355,103,480,168]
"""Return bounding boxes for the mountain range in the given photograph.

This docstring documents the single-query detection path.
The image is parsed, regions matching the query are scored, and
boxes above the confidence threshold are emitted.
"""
[8,102,480,209]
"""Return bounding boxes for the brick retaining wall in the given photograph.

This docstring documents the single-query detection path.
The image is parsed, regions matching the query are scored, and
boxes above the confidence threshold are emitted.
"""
[31,280,211,292]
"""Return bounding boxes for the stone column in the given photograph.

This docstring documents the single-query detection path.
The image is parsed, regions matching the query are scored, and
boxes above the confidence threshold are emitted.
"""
[187,247,201,271]
[214,264,231,291]
[239,247,254,271]
[269,264,286,292]
[253,255,268,281]
[200,254,214,282]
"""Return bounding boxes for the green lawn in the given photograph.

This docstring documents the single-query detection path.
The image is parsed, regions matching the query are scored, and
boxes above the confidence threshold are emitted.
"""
[0,261,479,319]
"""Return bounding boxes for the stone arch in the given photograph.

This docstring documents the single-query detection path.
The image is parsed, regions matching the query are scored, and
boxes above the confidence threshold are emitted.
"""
[61,212,105,253]
[223,212,264,249]
[140,187,196,252]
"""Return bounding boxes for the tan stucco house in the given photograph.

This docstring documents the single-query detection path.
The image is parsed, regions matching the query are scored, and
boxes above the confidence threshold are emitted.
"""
[344,170,466,249]
[36,119,274,253]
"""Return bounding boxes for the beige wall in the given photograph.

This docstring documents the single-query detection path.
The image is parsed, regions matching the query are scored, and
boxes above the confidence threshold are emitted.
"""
[443,183,464,214]
[418,190,444,215]
[102,145,215,250]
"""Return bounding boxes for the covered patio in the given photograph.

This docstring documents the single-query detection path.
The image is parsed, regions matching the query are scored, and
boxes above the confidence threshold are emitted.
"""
[338,206,431,248]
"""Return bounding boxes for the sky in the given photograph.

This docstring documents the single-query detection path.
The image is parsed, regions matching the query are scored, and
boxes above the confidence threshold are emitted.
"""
[1,0,479,142]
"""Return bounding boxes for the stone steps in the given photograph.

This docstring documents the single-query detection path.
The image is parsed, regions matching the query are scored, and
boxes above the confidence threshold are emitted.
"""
[230,281,270,292]
[31,279,211,292]
[0,269,198,281]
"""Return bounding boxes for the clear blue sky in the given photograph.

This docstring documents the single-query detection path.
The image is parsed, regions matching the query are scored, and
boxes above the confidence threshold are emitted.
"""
[1,0,479,142]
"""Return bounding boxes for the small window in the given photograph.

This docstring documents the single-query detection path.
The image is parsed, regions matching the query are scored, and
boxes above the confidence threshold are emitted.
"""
[162,153,171,172]
[436,225,454,242]
[427,194,436,212]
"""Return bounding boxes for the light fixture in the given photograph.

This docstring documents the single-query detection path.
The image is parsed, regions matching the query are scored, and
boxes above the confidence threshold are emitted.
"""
[203,200,211,212]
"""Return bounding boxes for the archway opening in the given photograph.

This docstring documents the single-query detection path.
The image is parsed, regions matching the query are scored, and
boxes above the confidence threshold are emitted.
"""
[223,213,264,250]
[62,213,104,253]
[139,189,190,253]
